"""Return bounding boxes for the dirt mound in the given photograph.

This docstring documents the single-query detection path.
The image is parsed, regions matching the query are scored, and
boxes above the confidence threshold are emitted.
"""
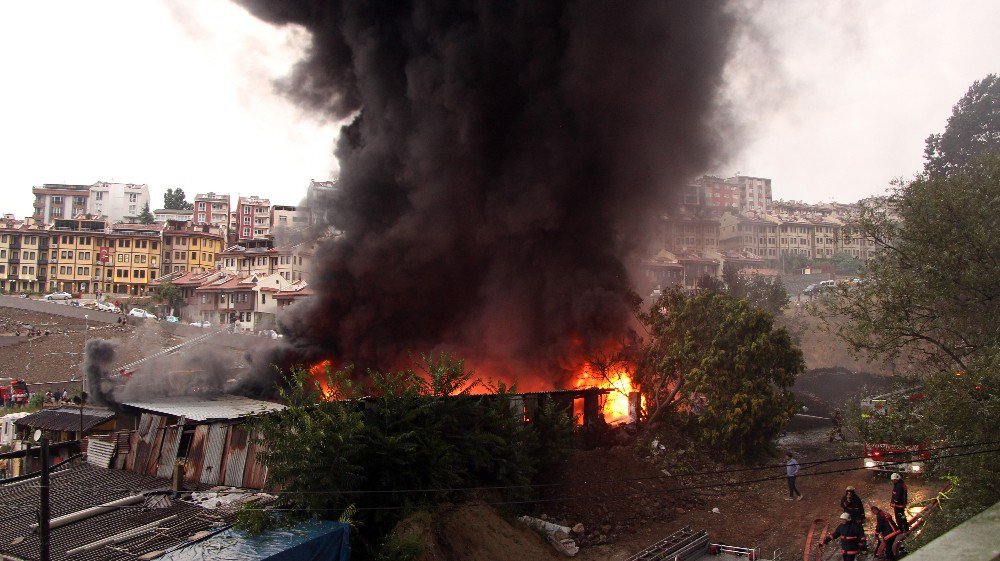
[394,503,562,561]
[793,367,894,417]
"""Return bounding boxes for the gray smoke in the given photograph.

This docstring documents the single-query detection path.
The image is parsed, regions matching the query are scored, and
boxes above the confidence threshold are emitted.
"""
[237,0,739,384]
[82,338,119,408]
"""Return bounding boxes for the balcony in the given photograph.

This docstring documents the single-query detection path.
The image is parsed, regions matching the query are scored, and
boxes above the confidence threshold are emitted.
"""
[234,301,255,311]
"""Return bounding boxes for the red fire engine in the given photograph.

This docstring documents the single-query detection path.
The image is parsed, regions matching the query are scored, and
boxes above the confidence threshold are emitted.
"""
[0,378,30,405]
[860,386,930,475]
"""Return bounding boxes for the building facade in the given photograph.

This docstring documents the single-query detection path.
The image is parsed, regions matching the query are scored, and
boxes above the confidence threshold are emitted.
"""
[88,182,151,223]
[193,192,231,232]
[235,196,271,241]
[31,184,90,224]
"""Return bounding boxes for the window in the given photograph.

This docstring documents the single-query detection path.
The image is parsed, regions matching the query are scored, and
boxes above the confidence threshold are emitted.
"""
[129,193,138,203]
[129,205,136,214]
[198,202,206,210]
[52,196,63,204]
[243,216,250,224]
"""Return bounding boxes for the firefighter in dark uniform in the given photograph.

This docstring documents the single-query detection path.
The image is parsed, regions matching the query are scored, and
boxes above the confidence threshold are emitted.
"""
[821,512,867,561]
[840,486,866,525]
[870,502,903,560]
[890,472,910,531]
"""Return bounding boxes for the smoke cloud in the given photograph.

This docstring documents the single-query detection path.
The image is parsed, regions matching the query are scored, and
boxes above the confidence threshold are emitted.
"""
[83,338,119,408]
[237,0,739,383]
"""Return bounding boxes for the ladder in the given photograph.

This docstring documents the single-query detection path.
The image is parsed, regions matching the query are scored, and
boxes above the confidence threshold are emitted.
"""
[114,329,225,377]
[626,527,710,561]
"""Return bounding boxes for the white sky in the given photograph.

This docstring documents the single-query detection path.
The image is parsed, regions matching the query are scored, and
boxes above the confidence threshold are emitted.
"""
[1,0,998,218]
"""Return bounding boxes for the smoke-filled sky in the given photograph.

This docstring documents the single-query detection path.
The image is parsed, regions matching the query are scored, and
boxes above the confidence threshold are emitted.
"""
[0,0,998,219]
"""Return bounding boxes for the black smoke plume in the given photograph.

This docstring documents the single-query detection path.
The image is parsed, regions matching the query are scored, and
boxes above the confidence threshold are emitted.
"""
[238,0,737,384]
[83,339,119,408]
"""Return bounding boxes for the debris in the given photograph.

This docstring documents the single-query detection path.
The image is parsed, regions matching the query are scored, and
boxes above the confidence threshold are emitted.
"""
[711,507,721,514]
[519,516,579,557]
[571,523,585,534]
[547,530,580,557]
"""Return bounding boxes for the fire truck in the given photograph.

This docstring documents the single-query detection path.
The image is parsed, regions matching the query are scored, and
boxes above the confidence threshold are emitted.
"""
[860,386,930,475]
[0,378,30,405]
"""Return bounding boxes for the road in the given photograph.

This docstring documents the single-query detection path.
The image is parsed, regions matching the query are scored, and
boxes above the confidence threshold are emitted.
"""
[0,294,121,324]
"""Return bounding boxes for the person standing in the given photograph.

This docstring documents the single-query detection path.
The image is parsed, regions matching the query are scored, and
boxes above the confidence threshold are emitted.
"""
[890,473,910,531]
[821,512,866,561]
[840,486,866,524]
[870,502,902,560]
[785,452,803,500]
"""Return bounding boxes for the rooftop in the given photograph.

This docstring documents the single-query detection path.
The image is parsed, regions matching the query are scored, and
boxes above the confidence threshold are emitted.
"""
[15,407,116,433]
[120,394,286,422]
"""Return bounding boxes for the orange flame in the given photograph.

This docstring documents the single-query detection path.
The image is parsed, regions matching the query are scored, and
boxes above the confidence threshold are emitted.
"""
[574,362,639,425]
[308,359,337,400]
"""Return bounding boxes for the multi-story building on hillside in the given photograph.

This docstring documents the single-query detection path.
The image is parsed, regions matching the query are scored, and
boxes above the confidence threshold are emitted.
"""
[271,205,308,241]
[88,182,151,223]
[303,179,338,225]
[49,218,106,294]
[0,220,49,293]
[31,184,91,224]
[153,209,194,222]
[732,175,773,212]
[193,192,231,232]
[107,223,163,295]
[235,196,271,241]
[162,221,224,275]
[658,209,723,254]
[218,240,312,282]
[682,176,740,210]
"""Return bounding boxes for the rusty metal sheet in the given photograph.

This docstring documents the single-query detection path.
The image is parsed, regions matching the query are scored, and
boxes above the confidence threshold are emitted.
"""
[156,426,182,478]
[143,416,168,476]
[241,430,267,489]
[183,425,209,484]
[130,413,157,473]
[199,423,228,485]
[223,425,249,487]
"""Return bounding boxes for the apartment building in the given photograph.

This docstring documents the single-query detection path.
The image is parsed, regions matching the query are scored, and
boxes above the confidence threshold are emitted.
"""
[235,196,271,241]
[219,240,312,282]
[107,223,163,295]
[88,182,151,223]
[31,184,90,224]
[304,179,337,225]
[162,221,224,275]
[718,211,781,259]
[271,205,308,240]
[153,209,194,222]
[193,192,231,232]
[683,176,740,210]
[0,221,48,293]
[733,176,773,212]
[48,218,107,294]
[659,209,722,254]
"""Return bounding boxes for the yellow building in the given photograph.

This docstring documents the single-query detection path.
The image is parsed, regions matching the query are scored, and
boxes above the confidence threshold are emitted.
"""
[108,223,164,295]
[163,222,223,275]
[0,220,48,293]
[49,218,106,294]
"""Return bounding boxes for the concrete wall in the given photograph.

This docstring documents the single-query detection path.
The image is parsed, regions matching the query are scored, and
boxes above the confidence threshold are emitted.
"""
[905,501,1000,561]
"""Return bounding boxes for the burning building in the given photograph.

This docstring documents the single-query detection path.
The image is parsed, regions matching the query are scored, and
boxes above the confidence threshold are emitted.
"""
[233,0,738,399]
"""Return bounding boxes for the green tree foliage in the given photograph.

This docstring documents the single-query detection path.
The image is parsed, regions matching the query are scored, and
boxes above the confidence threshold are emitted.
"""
[924,74,1000,178]
[246,354,576,555]
[826,78,1000,540]
[137,202,154,224]
[152,282,184,316]
[827,251,862,276]
[163,187,194,210]
[824,155,1000,372]
[698,263,789,315]
[636,289,803,459]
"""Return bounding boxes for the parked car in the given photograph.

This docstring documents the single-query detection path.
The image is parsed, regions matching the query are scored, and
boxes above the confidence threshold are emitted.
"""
[190,320,211,328]
[128,308,158,320]
[43,291,72,301]
[96,302,121,313]
[802,284,818,295]
[165,315,180,323]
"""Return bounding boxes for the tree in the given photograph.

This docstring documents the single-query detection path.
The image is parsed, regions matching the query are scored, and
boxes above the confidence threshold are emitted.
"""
[163,187,194,210]
[152,282,184,316]
[701,263,789,315]
[636,289,803,459]
[823,155,1000,372]
[827,251,861,276]
[924,74,1000,177]
[137,202,154,224]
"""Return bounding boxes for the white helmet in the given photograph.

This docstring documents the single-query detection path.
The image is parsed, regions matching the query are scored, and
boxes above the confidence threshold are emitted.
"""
[890,473,901,481]
[840,512,851,521]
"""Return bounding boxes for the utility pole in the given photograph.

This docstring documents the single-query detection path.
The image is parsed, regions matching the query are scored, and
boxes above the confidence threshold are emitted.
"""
[39,435,50,561]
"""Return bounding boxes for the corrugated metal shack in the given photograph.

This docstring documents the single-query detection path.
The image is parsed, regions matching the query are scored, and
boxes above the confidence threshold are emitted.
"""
[109,394,286,490]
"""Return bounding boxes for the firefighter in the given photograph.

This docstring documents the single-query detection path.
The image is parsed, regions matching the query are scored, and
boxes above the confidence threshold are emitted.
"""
[870,502,902,560]
[840,486,866,524]
[890,473,910,531]
[821,512,867,561]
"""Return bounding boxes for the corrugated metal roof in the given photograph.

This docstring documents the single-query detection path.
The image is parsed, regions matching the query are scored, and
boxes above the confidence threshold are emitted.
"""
[15,406,115,432]
[121,394,286,422]
[0,462,223,561]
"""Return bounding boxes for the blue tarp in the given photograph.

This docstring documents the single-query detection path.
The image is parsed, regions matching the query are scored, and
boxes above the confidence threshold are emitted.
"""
[158,520,351,561]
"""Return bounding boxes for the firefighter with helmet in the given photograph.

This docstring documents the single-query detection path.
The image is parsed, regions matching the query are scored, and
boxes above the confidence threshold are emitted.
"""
[840,486,866,524]
[870,502,903,560]
[890,473,910,531]
[821,512,867,561]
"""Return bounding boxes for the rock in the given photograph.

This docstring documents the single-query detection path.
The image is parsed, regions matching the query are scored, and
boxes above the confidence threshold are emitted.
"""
[540,514,548,520]
[711,507,721,514]
[572,523,585,534]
